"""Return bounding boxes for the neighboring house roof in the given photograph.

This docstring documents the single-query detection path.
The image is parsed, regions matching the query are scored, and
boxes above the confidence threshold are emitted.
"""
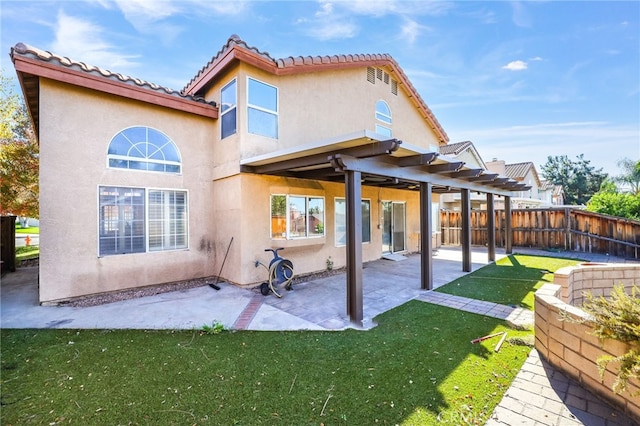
[539,179,554,191]
[439,141,473,156]
[10,42,218,137]
[438,140,487,169]
[183,34,449,143]
[503,162,542,187]
[553,185,564,197]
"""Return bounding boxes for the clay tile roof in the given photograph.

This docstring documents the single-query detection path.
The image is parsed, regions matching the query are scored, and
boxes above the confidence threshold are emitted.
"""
[11,42,215,106]
[183,35,449,143]
[183,34,276,92]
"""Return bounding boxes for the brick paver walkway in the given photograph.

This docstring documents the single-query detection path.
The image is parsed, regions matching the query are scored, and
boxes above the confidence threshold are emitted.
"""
[415,283,636,425]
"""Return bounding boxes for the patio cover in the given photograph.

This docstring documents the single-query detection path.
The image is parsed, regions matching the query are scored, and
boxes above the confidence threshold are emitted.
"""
[241,131,528,325]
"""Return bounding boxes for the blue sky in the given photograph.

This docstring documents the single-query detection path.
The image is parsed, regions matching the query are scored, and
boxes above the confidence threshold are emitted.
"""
[2,1,638,177]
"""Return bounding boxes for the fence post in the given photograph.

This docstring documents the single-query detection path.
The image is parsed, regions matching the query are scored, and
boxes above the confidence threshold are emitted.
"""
[505,196,512,254]
[1,215,17,273]
[564,208,571,250]
[487,193,496,262]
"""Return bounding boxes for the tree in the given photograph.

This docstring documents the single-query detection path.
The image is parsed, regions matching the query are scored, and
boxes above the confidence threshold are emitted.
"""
[541,154,607,205]
[587,191,640,220]
[0,72,39,218]
[614,158,640,195]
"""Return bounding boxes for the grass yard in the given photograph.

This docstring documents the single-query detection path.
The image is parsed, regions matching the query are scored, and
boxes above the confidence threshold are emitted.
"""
[436,254,581,310]
[16,246,39,262]
[1,305,532,425]
[1,254,567,425]
[14,226,39,234]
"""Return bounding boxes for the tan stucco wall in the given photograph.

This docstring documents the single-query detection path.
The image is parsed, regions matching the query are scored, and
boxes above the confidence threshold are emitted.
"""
[38,59,446,302]
[205,63,444,181]
[212,173,435,287]
[38,79,217,303]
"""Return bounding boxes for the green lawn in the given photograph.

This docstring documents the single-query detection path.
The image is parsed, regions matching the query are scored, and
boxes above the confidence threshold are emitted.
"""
[1,254,566,425]
[16,246,39,262]
[14,226,39,234]
[436,254,581,310]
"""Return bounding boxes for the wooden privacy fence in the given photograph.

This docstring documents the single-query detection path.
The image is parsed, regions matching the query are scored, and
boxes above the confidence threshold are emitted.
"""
[440,208,640,259]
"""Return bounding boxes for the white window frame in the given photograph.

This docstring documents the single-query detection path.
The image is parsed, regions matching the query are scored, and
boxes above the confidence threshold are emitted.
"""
[98,185,189,257]
[247,77,278,139]
[334,197,372,247]
[270,194,325,240]
[375,100,392,137]
[220,78,237,139]
[147,188,189,252]
[107,126,182,174]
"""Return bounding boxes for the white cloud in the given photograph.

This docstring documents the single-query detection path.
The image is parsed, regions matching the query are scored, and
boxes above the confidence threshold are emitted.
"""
[307,20,358,40]
[502,60,528,71]
[113,0,179,22]
[511,2,532,28]
[301,0,449,42]
[299,1,358,40]
[109,0,248,43]
[50,10,139,70]
[342,0,452,17]
[400,18,428,44]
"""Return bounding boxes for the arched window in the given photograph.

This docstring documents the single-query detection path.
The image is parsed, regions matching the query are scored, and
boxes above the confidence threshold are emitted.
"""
[107,126,181,173]
[375,100,392,137]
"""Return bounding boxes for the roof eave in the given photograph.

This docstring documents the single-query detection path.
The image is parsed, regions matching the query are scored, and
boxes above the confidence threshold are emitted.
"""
[12,53,218,123]
[184,44,278,95]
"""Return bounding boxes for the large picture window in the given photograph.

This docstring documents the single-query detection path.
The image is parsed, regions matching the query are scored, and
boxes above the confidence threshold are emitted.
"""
[220,79,237,139]
[107,126,181,173]
[335,198,371,246]
[99,186,188,256]
[271,194,324,240]
[248,77,278,139]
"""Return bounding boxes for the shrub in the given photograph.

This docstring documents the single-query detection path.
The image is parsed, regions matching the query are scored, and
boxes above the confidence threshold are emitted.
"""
[581,284,640,394]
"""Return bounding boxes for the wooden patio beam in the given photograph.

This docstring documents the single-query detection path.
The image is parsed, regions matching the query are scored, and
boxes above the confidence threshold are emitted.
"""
[245,139,401,174]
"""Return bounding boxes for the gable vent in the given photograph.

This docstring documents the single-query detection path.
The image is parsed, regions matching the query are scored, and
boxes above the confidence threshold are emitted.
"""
[376,68,383,80]
[367,67,375,84]
[384,72,389,84]
[391,79,398,95]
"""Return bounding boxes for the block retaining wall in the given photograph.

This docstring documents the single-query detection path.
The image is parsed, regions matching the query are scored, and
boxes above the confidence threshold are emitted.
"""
[534,263,640,421]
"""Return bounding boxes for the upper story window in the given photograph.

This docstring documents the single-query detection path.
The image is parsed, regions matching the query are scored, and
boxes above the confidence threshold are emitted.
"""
[248,77,278,139]
[221,79,237,139]
[107,126,181,173]
[375,100,392,137]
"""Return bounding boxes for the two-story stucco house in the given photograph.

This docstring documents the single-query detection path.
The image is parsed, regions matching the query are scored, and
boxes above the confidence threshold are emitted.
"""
[11,35,525,323]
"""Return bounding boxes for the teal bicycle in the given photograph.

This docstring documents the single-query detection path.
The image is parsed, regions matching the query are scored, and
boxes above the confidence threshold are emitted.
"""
[255,248,294,298]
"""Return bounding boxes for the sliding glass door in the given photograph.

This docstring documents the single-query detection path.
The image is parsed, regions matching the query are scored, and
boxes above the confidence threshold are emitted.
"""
[382,201,405,253]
